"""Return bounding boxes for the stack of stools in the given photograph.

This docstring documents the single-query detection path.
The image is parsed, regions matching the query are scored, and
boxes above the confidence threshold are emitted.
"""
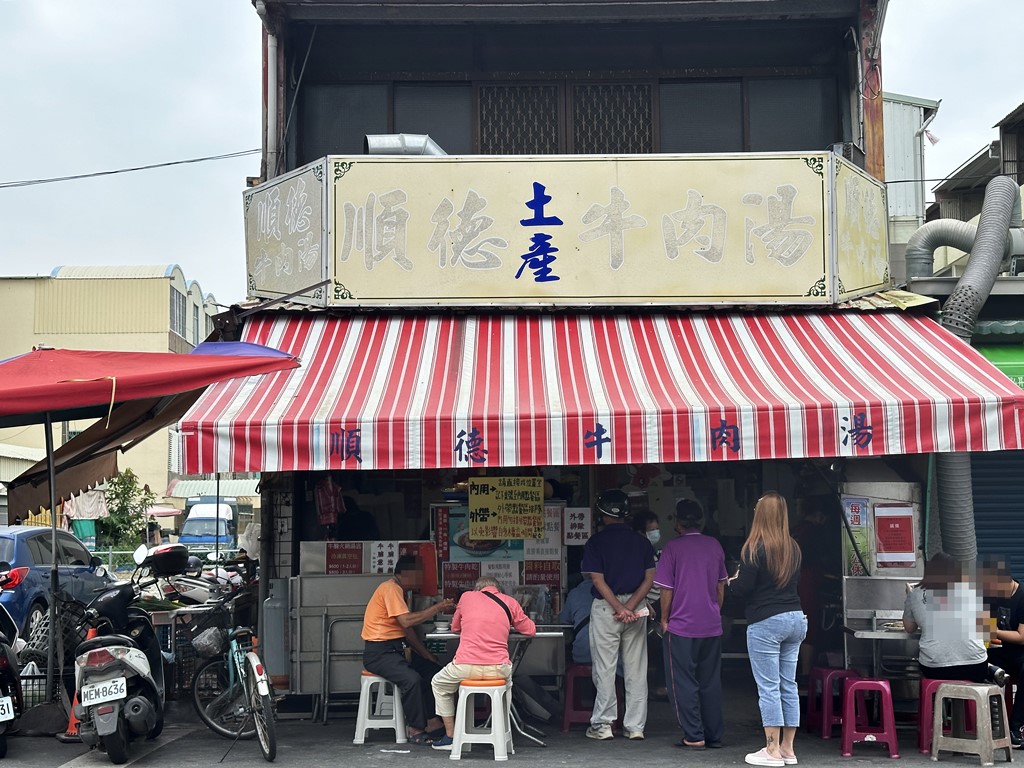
[840,677,900,758]
[353,671,407,745]
[919,678,974,754]
[450,679,514,761]
[931,682,1012,765]
[807,667,862,739]
[561,663,624,733]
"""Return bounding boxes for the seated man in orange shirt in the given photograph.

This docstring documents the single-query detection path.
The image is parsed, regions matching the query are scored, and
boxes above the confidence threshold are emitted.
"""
[429,576,536,750]
[362,555,454,745]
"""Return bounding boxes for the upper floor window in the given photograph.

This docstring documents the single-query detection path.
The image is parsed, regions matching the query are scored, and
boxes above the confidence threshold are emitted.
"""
[170,288,187,338]
[193,304,201,345]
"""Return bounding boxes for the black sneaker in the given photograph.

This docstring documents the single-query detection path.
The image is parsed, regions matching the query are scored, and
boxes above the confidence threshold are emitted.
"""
[1010,726,1024,749]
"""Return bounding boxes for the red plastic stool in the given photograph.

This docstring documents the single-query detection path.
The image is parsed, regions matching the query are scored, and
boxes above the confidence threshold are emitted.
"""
[561,663,624,733]
[841,678,900,758]
[807,667,862,739]
[918,678,975,754]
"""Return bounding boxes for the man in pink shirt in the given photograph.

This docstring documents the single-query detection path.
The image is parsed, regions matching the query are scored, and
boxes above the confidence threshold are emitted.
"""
[430,577,536,750]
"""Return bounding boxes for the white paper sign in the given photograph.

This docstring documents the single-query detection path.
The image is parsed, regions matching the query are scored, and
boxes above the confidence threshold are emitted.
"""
[480,561,521,592]
[563,506,592,545]
[525,505,563,560]
[369,540,402,574]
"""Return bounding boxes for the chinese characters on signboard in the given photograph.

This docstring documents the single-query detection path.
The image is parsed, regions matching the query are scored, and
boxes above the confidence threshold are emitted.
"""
[874,505,916,568]
[524,505,563,560]
[468,477,545,540]
[325,542,363,575]
[841,496,870,577]
[442,562,481,600]
[563,506,593,545]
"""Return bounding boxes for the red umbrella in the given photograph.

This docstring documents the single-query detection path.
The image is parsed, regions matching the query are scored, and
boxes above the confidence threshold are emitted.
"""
[0,341,299,698]
[0,343,297,427]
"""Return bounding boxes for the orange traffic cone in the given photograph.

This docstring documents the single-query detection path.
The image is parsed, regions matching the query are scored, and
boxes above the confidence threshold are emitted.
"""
[56,626,97,743]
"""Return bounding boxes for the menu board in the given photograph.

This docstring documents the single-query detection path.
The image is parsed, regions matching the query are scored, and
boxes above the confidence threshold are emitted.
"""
[325,542,363,574]
[448,507,525,563]
[442,562,481,600]
[874,504,916,568]
[468,477,544,540]
[524,505,563,560]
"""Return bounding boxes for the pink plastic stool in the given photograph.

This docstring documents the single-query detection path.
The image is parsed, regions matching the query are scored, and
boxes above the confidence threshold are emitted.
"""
[918,677,975,754]
[560,663,624,733]
[807,667,862,739]
[841,678,900,758]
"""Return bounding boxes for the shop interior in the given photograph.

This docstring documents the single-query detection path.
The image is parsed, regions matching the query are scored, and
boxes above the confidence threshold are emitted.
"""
[265,453,929,726]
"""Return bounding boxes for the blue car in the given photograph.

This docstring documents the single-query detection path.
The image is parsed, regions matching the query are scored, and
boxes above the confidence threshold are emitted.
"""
[0,526,115,637]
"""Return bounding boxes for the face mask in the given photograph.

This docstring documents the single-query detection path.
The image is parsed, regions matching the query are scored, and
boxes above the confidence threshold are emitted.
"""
[647,530,661,545]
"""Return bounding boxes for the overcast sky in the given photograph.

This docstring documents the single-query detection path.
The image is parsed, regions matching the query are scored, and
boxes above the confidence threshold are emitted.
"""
[0,0,1020,304]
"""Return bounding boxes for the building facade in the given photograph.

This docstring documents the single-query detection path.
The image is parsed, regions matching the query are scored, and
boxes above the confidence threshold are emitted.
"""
[0,265,218,517]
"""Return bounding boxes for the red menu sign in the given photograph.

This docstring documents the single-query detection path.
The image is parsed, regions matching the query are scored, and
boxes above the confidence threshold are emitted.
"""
[435,506,450,560]
[524,560,561,587]
[325,542,363,574]
[874,504,916,568]
[442,561,481,600]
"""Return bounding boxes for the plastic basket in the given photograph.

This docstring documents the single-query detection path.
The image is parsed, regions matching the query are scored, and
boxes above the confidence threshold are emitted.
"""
[192,627,227,658]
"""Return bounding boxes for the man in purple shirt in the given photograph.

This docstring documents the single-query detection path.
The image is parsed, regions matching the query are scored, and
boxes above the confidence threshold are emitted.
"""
[581,489,656,741]
[655,498,728,749]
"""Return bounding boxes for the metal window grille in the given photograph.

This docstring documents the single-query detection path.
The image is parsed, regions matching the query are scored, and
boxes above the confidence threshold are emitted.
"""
[572,83,653,154]
[479,84,561,155]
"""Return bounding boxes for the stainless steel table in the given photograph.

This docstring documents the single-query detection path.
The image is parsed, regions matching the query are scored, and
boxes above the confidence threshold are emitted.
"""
[843,625,917,678]
[425,629,567,747]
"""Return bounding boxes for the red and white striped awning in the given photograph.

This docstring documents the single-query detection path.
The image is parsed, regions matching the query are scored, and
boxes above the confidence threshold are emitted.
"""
[180,311,1024,473]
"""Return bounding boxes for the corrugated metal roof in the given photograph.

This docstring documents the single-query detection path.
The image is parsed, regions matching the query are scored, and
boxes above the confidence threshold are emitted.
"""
[165,478,260,499]
[51,265,179,280]
[0,443,46,461]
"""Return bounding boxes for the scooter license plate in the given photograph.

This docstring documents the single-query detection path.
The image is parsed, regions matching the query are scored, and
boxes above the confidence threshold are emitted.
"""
[0,696,12,722]
[81,677,127,706]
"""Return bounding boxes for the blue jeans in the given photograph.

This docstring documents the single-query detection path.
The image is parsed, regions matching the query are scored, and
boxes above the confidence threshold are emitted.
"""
[746,611,807,727]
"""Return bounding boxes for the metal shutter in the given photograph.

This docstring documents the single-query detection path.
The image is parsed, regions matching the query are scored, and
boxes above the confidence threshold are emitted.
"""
[972,450,1024,579]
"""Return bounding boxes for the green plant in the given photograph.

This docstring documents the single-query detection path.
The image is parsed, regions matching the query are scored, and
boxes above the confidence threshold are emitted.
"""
[97,469,155,549]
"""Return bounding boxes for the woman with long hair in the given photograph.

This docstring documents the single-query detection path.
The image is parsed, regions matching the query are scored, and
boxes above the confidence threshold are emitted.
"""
[903,553,1003,684]
[728,492,806,767]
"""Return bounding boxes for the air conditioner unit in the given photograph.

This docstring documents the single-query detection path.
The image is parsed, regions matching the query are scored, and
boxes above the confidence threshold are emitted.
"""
[831,142,866,170]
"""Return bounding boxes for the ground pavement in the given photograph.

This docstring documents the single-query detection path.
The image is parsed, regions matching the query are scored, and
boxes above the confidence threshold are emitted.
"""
[6,676,1011,768]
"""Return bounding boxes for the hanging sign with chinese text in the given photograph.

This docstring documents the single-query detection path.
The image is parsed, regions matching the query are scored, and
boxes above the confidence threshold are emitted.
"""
[243,153,889,307]
[468,477,545,540]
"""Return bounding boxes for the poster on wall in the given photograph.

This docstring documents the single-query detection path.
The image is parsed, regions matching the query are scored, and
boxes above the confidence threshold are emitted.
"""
[563,507,592,545]
[841,496,871,576]
[524,505,563,560]
[874,504,916,568]
[325,542,363,574]
[468,477,545,540]
[481,561,522,592]
[448,507,525,563]
[442,561,481,600]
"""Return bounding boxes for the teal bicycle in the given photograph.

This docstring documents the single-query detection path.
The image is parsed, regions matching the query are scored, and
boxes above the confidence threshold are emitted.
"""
[177,593,277,761]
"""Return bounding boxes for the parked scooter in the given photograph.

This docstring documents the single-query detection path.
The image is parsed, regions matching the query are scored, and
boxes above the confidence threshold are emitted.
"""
[73,543,188,765]
[0,563,23,760]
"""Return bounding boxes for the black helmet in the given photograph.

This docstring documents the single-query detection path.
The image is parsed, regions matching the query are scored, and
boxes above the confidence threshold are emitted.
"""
[595,489,629,518]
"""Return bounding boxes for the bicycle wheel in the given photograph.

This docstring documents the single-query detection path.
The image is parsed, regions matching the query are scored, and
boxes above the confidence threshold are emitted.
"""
[245,653,277,761]
[191,657,256,740]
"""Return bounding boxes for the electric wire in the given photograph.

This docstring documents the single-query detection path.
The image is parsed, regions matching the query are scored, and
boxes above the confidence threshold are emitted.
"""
[0,148,260,190]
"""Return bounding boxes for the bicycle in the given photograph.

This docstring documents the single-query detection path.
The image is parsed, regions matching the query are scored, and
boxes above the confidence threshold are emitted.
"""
[174,589,277,762]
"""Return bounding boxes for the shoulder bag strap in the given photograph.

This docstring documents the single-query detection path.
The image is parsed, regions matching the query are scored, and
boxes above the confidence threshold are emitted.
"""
[482,590,514,626]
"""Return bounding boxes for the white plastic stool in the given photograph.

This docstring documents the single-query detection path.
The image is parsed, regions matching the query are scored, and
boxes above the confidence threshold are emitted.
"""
[354,671,407,745]
[450,678,514,761]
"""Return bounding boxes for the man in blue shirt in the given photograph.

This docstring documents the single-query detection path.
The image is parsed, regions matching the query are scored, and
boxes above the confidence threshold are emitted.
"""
[561,575,596,664]
[581,489,656,741]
